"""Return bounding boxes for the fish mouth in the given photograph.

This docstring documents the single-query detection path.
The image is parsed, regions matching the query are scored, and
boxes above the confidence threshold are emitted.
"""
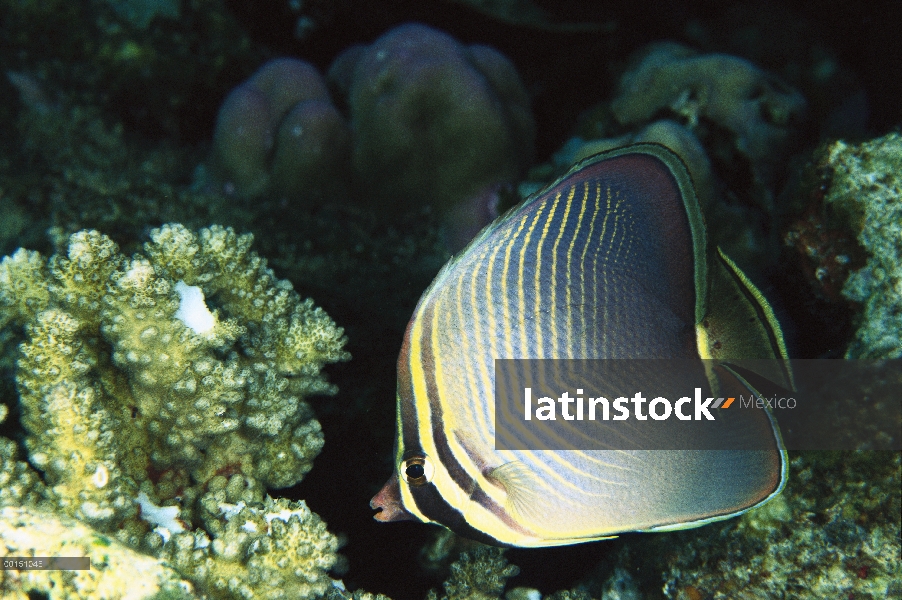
[370,474,417,522]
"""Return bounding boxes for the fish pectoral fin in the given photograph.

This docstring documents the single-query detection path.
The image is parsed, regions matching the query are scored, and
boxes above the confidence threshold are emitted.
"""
[485,460,546,524]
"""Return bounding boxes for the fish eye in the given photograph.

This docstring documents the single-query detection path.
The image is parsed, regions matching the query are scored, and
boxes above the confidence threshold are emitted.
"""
[399,455,434,487]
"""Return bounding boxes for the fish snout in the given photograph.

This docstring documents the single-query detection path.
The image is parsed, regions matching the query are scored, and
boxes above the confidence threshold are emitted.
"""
[371,474,417,522]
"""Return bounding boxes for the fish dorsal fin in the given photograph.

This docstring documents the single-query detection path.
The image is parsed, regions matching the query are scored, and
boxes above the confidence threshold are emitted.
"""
[419,143,711,362]
[485,460,546,524]
[698,248,793,389]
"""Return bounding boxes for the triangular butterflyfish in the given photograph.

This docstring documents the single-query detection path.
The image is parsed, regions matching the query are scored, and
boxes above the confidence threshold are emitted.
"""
[371,143,790,547]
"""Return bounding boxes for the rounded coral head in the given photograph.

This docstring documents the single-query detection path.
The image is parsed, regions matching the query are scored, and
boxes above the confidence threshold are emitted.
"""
[211,57,351,203]
[334,22,535,220]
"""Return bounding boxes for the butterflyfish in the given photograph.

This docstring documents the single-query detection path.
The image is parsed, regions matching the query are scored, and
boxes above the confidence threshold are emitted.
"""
[371,143,790,547]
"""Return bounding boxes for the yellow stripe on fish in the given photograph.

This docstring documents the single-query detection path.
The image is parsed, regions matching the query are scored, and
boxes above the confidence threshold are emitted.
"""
[372,143,789,547]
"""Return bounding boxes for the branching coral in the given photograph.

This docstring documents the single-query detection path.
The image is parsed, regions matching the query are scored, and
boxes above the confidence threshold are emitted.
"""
[0,223,349,598]
[0,436,46,508]
[429,547,520,600]
[161,493,340,600]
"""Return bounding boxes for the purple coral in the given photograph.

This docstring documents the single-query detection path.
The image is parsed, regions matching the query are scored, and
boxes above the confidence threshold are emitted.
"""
[331,23,534,245]
[211,24,535,250]
[212,57,351,203]
[212,83,272,197]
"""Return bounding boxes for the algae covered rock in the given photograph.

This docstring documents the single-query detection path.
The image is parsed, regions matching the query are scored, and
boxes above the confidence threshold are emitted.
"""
[821,133,902,358]
[659,451,901,600]
[612,41,806,190]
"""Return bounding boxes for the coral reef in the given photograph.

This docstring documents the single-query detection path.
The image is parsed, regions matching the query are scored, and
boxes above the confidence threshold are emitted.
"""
[1,2,899,598]
[818,133,902,358]
[0,224,349,598]
[480,134,902,600]
[5,96,246,254]
[0,436,46,508]
[783,187,865,305]
[606,42,806,269]
[680,3,869,141]
[326,587,392,600]
[597,568,640,600]
[544,42,808,273]
[0,0,261,142]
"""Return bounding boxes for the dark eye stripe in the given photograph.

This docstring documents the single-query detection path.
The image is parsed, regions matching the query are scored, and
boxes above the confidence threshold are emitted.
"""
[410,482,508,547]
